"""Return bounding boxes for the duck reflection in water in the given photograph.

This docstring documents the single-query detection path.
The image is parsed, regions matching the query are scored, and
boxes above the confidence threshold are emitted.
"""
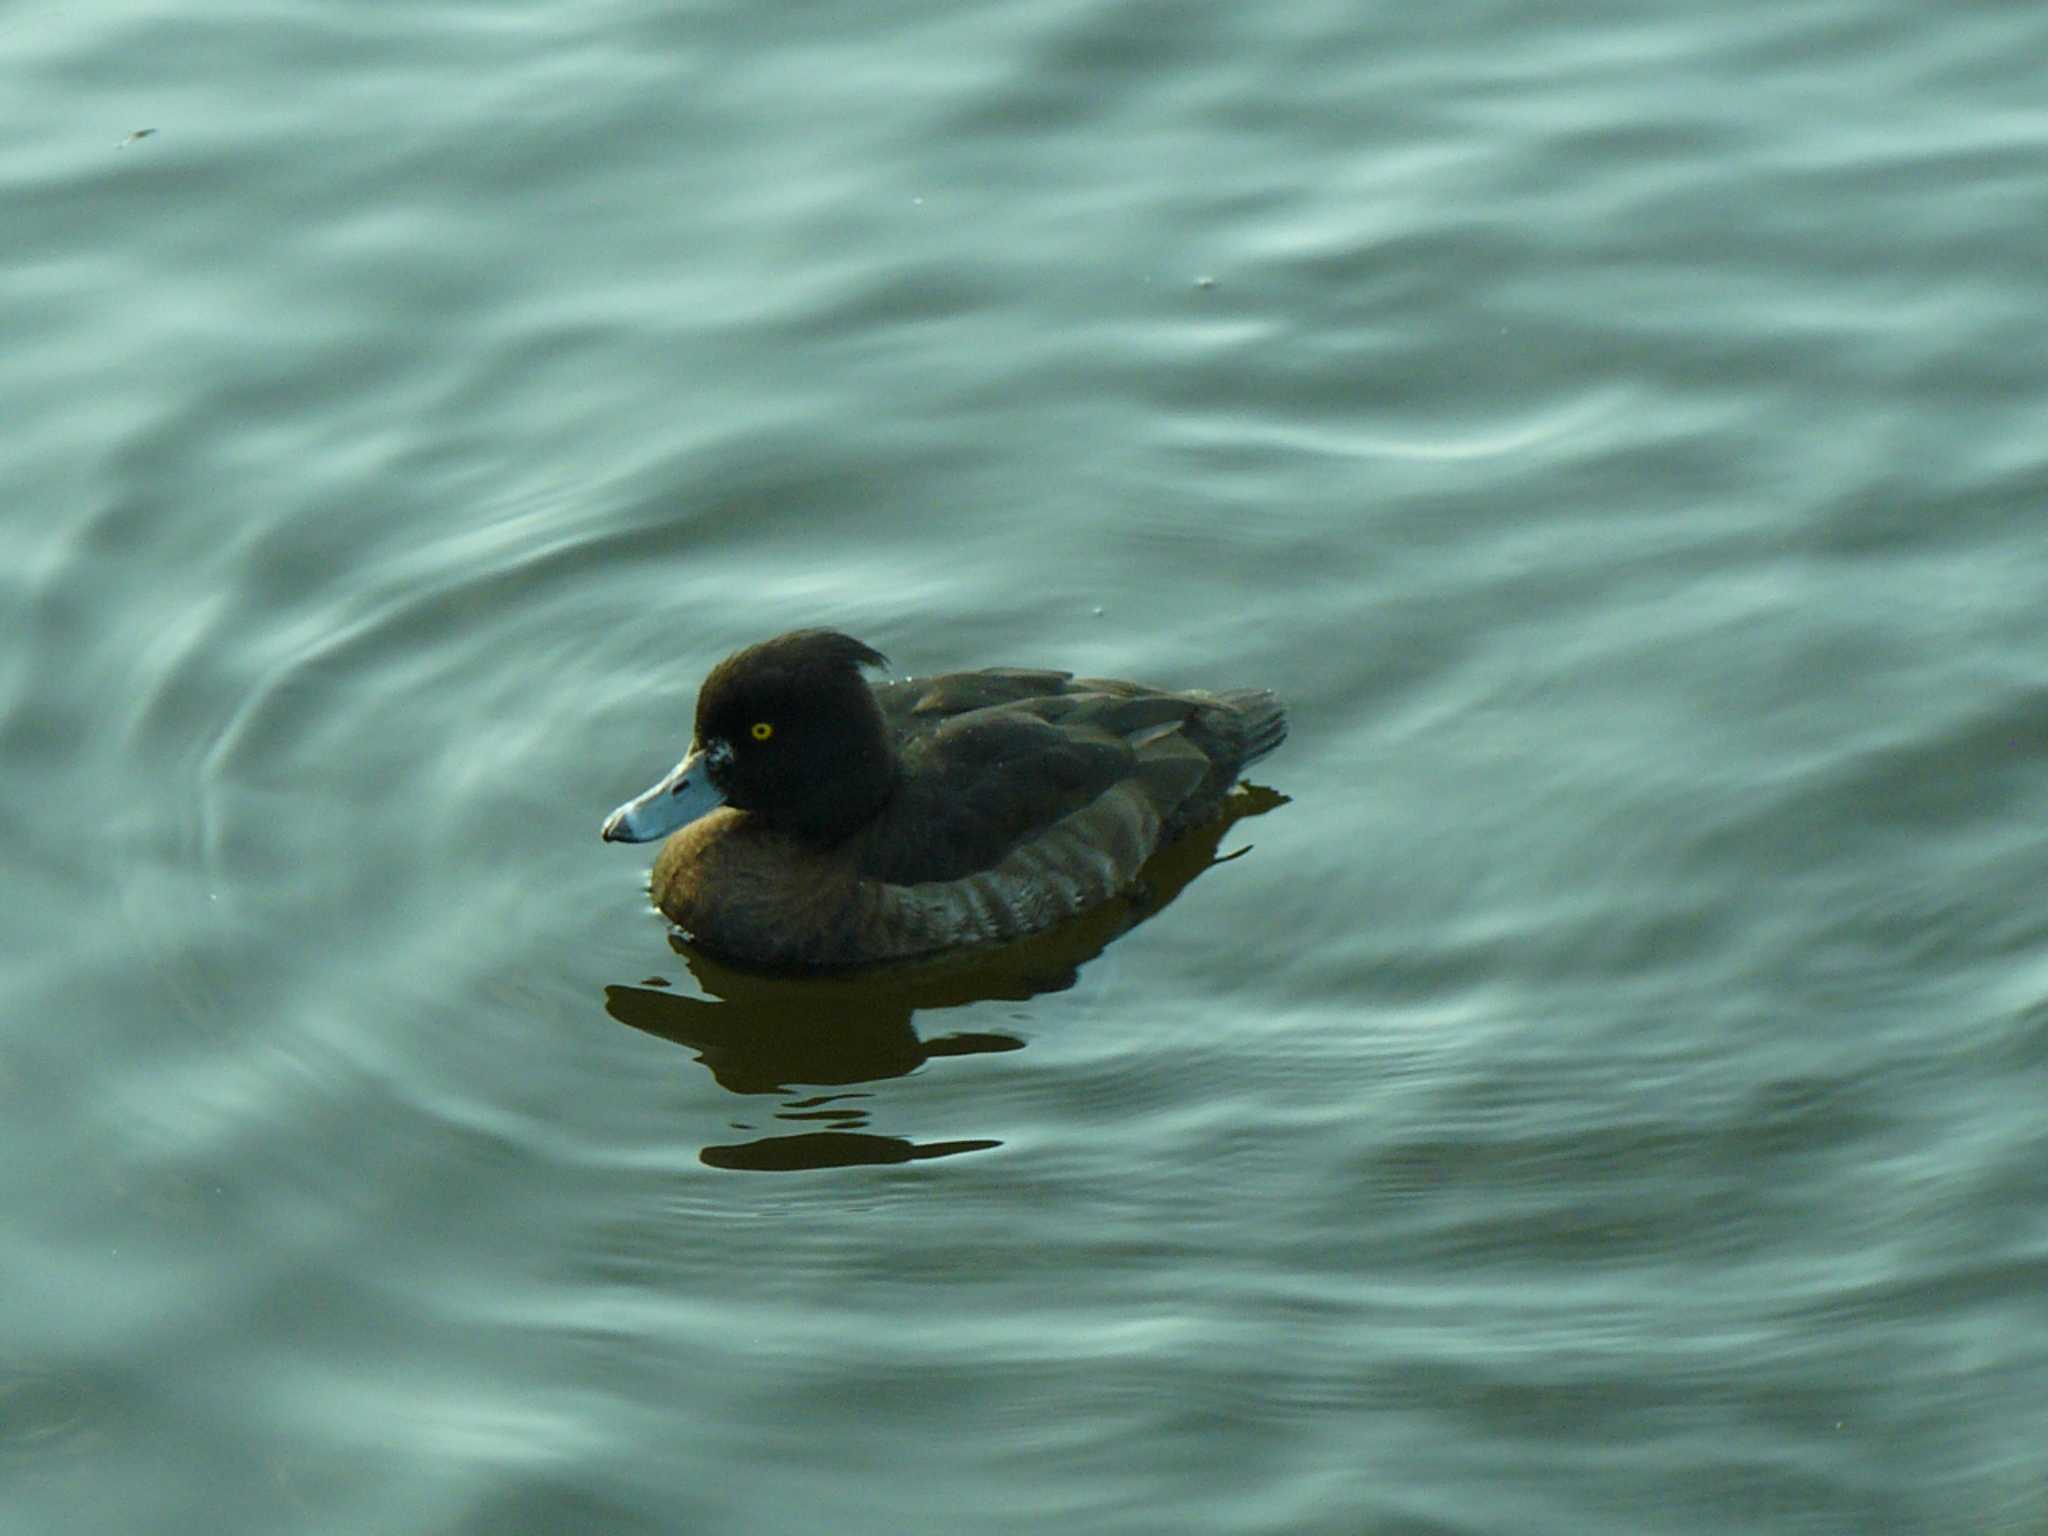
[603,784,1287,1173]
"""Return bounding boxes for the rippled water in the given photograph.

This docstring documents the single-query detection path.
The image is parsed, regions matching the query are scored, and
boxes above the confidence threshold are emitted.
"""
[8,0,2048,1530]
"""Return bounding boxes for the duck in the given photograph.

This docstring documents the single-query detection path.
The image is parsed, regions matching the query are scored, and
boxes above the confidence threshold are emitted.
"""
[601,629,1286,969]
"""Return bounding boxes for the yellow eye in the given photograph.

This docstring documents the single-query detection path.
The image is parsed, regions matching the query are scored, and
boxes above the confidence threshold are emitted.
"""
[749,721,774,742]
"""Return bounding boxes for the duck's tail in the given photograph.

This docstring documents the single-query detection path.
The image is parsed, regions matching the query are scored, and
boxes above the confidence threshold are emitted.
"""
[1213,688,1288,771]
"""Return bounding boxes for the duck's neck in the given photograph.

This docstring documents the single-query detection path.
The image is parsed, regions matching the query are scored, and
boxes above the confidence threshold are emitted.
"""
[786,743,896,846]
[768,688,898,846]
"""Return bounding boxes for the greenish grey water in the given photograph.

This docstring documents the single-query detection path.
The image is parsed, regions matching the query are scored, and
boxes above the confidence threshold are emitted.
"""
[7,0,2048,1530]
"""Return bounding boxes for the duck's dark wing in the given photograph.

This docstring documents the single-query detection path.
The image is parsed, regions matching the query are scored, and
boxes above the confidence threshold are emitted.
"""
[824,669,1286,958]
[858,671,1270,886]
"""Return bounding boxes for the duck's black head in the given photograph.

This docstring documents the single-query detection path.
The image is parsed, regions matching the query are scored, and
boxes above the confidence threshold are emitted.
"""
[602,630,895,848]
[695,630,894,840]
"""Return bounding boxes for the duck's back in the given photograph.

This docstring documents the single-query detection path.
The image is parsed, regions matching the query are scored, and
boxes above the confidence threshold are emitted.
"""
[839,667,1286,956]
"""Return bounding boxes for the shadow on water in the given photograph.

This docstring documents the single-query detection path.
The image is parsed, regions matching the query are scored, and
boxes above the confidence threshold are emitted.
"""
[602,784,1289,1172]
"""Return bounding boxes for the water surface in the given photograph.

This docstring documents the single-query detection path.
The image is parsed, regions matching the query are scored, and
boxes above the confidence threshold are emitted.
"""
[6,0,2048,1530]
